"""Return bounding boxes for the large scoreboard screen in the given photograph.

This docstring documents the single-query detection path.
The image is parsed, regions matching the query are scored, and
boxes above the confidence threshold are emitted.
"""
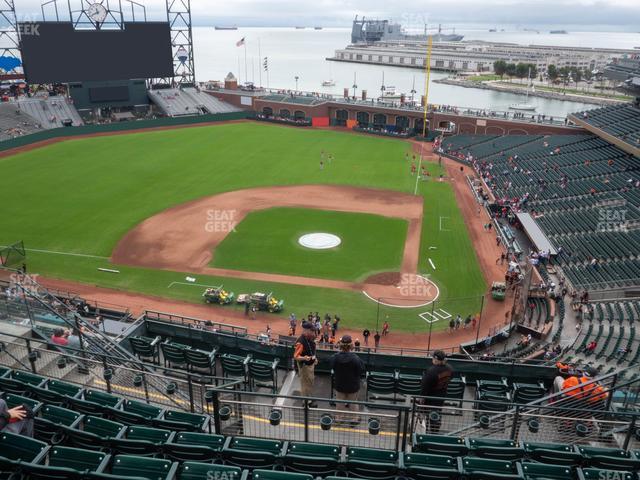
[19,22,174,83]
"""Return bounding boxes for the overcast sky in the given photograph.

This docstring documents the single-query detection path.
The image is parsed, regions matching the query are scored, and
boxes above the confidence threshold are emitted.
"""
[13,0,640,27]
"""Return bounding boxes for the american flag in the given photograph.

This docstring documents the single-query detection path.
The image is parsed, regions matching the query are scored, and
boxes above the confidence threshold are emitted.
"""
[236,37,245,47]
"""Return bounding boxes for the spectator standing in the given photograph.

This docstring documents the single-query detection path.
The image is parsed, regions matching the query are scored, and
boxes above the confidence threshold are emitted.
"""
[374,331,381,350]
[289,314,297,336]
[382,321,390,336]
[332,315,340,337]
[419,350,453,433]
[329,335,365,424]
[362,329,370,346]
[294,322,318,407]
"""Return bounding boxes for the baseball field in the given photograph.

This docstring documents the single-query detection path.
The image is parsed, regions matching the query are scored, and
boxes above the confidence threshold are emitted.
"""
[0,121,487,333]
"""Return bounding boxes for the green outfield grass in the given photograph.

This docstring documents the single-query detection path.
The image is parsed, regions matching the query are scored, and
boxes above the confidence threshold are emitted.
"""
[212,208,408,282]
[0,122,486,333]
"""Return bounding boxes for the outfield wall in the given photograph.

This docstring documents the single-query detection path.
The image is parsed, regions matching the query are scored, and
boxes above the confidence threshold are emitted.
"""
[0,111,248,154]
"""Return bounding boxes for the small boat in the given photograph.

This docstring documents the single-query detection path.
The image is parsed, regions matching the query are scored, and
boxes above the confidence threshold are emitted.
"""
[314,27,323,30]
[322,80,335,87]
[509,103,537,111]
[215,26,238,30]
[489,28,497,32]
[295,26,306,30]
[550,30,568,34]
[509,67,536,111]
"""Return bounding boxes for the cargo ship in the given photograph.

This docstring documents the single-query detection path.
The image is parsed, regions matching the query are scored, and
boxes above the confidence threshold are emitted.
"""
[215,26,238,30]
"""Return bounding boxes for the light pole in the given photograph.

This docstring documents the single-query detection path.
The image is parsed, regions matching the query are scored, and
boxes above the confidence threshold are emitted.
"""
[352,72,358,99]
[294,76,299,92]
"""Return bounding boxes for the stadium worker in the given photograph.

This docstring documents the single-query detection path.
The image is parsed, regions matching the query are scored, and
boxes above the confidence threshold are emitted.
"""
[329,335,365,424]
[419,350,453,433]
[294,321,318,407]
[0,399,34,437]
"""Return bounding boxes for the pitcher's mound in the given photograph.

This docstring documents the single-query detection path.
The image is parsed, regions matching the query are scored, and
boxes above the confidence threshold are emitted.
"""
[362,272,439,308]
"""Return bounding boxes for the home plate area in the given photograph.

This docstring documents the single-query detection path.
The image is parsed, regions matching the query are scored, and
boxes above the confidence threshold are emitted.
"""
[419,308,452,324]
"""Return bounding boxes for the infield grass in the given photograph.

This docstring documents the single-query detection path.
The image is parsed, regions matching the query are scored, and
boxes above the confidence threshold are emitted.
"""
[212,208,408,282]
[0,122,486,333]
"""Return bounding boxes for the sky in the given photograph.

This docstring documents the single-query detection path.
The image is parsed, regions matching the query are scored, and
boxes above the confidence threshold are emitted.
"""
[11,0,640,28]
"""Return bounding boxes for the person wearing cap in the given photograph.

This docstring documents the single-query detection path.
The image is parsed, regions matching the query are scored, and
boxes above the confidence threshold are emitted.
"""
[294,321,318,407]
[329,335,365,425]
[419,350,453,433]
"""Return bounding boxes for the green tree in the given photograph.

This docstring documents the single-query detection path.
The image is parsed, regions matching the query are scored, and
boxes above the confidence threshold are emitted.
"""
[547,64,559,84]
[505,63,517,81]
[515,62,529,82]
[493,60,508,79]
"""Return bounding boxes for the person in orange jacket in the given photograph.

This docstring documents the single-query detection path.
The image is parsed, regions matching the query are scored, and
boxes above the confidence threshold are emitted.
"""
[558,367,608,405]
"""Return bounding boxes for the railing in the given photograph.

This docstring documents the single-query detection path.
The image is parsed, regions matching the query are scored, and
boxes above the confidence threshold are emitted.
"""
[2,324,639,451]
[145,310,248,336]
[206,380,640,451]
[0,330,226,412]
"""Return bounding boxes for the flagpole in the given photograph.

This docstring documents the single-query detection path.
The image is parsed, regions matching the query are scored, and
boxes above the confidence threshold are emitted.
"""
[244,42,248,86]
[258,39,263,88]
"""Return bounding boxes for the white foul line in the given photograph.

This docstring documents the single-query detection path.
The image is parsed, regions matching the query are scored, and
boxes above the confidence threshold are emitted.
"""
[0,246,109,260]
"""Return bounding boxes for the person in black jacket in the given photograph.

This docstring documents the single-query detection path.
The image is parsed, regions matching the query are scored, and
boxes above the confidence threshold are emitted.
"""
[0,399,34,437]
[329,335,365,425]
[419,350,453,433]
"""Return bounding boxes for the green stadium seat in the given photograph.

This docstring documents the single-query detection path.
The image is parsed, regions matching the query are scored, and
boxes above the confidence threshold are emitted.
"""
[129,336,161,364]
[109,399,163,426]
[402,452,459,480]
[65,415,125,451]
[413,434,469,456]
[92,454,177,480]
[460,457,524,480]
[34,404,82,443]
[160,341,189,369]
[366,371,396,400]
[467,438,524,460]
[162,432,225,462]
[521,462,576,480]
[23,446,111,480]
[577,468,635,480]
[222,436,283,469]
[0,375,30,395]
[109,426,173,456]
[0,431,49,464]
[28,379,82,406]
[345,446,399,479]
[178,462,244,480]
[69,389,122,417]
[152,409,208,432]
[252,470,313,480]
[184,347,217,376]
[282,441,341,476]
[2,392,41,412]
[577,445,640,471]
[12,370,47,388]
[522,442,583,465]
[247,357,279,393]
[446,377,467,408]
[397,373,423,397]
[220,353,249,380]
